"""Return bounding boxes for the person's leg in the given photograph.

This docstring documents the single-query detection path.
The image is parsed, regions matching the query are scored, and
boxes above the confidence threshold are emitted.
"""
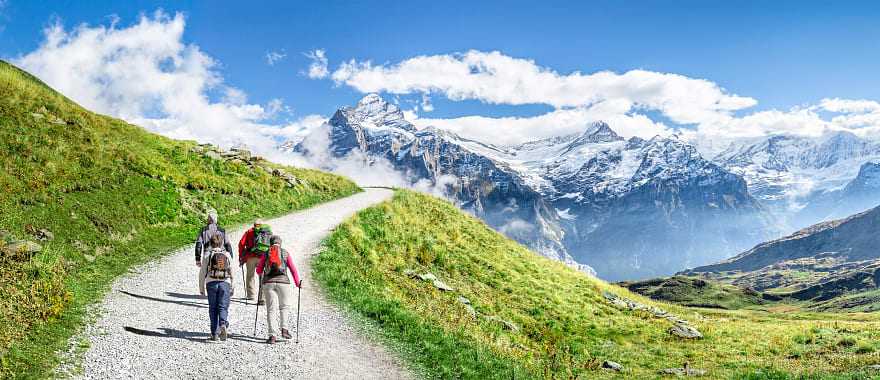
[218,282,231,340]
[264,283,280,337]
[278,285,292,333]
[206,282,220,337]
[245,257,258,300]
[276,284,294,339]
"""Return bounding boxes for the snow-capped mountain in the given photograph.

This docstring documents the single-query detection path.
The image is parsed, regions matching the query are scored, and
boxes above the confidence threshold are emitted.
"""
[289,94,777,280]
[714,133,880,229]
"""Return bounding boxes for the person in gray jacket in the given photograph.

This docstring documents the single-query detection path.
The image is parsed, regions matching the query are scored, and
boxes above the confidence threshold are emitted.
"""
[200,234,235,342]
[195,210,233,267]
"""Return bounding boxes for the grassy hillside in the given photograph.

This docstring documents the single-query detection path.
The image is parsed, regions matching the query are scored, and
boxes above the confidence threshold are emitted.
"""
[315,190,880,379]
[0,61,359,378]
[618,276,771,310]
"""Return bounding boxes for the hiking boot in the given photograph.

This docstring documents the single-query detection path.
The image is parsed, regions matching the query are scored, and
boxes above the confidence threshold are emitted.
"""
[219,326,228,341]
[209,334,218,342]
[281,328,292,340]
[266,335,277,344]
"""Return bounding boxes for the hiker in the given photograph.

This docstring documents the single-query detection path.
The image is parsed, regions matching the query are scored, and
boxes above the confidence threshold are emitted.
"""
[194,210,233,267]
[256,235,301,344]
[199,234,234,342]
[238,219,272,304]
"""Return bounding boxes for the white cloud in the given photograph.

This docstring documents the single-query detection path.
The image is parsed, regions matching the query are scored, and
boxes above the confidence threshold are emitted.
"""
[13,10,294,158]
[304,49,328,79]
[410,103,670,145]
[330,50,756,126]
[324,50,880,146]
[265,50,286,66]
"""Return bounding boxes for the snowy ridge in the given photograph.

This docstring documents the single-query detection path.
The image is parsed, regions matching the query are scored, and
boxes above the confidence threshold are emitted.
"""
[287,94,776,280]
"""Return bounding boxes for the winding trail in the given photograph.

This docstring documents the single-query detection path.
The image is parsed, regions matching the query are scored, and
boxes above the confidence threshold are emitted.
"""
[68,189,412,379]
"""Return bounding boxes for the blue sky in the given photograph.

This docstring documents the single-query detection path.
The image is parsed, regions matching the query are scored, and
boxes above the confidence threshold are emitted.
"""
[2,1,880,147]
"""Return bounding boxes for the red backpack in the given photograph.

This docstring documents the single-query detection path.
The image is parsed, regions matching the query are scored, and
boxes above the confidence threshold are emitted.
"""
[264,245,287,277]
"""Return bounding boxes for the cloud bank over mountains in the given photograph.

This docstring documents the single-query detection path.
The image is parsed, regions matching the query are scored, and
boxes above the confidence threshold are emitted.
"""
[327,51,880,147]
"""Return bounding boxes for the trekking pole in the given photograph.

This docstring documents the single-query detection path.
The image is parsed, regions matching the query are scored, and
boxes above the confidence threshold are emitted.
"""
[296,281,302,344]
[240,265,246,305]
[253,278,263,337]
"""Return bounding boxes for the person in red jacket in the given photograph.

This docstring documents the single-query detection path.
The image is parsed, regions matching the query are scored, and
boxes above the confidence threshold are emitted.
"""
[238,219,267,304]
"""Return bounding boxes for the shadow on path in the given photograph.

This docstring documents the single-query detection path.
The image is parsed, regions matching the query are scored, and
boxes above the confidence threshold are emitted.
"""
[120,290,206,309]
[123,326,267,344]
[165,291,252,305]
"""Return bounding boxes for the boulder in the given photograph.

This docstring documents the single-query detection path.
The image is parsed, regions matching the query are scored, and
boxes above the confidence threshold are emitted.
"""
[464,304,477,319]
[1,240,42,255]
[659,367,706,376]
[602,360,623,372]
[669,324,703,339]
[484,315,518,332]
[418,273,438,282]
[35,228,53,241]
[205,151,222,160]
[457,296,471,305]
[230,148,252,159]
[432,279,454,291]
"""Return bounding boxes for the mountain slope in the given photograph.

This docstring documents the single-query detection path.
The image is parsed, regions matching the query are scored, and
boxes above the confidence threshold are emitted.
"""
[0,61,359,378]
[715,133,880,230]
[683,205,880,310]
[293,94,774,280]
[314,190,880,379]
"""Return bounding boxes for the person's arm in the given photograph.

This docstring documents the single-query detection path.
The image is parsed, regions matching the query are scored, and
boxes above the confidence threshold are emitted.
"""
[198,256,209,295]
[285,252,301,287]
[255,254,266,276]
[194,229,205,265]
[237,230,249,266]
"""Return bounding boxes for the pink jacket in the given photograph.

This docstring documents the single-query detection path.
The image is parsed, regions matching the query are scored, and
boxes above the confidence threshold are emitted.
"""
[256,248,301,287]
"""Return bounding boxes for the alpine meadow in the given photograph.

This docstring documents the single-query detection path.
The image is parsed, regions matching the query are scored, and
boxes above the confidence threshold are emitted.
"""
[2,2,880,380]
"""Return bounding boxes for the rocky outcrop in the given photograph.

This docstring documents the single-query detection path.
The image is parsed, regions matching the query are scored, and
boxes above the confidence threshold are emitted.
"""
[190,144,300,187]
[602,291,702,339]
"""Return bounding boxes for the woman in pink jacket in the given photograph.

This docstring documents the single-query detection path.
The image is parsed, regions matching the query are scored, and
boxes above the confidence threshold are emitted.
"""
[256,235,302,344]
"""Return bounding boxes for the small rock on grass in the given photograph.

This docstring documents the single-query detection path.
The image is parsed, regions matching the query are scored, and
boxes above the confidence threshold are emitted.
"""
[1,240,42,255]
[432,279,454,291]
[484,315,518,332]
[660,367,706,376]
[602,360,623,372]
[669,323,703,339]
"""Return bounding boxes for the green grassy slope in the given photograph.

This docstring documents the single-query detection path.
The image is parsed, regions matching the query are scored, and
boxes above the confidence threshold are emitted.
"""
[618,276,771,310]
[315,190,880,379]
[0,61,359,378]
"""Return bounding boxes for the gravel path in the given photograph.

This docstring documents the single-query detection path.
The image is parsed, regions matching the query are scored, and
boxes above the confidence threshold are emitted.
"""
[67,188,412,380]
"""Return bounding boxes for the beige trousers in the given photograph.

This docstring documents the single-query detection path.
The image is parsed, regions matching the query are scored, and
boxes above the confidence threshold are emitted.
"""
[263,282,294,337]
[244,257,263,301]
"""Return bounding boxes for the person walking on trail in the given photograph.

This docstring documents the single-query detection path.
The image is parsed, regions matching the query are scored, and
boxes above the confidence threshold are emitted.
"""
[239,219,272,304]
[256,235,301,344]
[199,234,234,342]
[194,210,233,267]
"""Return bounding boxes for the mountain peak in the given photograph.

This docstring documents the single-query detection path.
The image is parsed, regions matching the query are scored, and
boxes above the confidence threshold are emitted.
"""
[575,121,623,144]
[334,93,413,132]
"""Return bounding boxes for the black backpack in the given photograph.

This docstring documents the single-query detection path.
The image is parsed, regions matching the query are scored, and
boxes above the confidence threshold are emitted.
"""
[207,248,230,279]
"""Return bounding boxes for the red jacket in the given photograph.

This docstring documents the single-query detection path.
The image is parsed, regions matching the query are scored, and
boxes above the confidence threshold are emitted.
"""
[238,227,260,265]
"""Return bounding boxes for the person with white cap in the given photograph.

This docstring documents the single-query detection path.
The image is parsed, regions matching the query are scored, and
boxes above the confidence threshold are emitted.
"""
[194,209,233,267]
